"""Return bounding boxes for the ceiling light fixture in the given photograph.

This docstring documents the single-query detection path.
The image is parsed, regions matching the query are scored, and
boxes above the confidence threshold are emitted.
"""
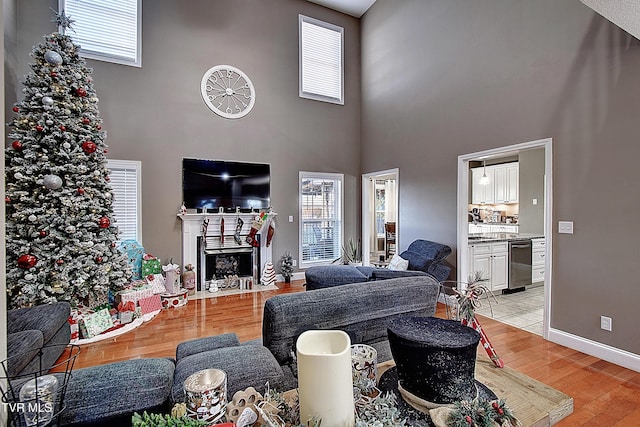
[479,161,490,185]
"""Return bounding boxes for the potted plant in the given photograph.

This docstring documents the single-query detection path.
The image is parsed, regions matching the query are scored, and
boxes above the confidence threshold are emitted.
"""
[333,238,361,265]
[280,251,294,283]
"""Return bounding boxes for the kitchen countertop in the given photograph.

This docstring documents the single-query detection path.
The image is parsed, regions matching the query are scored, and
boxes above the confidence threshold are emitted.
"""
[468,222,519,226]
[468,232,544,243]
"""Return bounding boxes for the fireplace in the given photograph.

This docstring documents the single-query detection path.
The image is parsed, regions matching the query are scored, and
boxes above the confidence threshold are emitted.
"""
[179,211,274,290]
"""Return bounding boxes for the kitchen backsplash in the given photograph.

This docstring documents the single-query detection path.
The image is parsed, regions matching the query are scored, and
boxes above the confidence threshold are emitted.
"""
[468,203,519,222]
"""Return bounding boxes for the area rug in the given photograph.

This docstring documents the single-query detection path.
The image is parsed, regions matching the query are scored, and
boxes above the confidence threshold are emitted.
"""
[190,284,279,300]
[377,356,573,427]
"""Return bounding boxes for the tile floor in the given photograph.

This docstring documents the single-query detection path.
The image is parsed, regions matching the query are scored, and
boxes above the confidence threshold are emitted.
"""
[472,284,545,335]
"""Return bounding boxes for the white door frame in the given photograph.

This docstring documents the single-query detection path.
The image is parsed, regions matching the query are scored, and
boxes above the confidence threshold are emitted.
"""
[457,138,553,339]
[362,168,399,266]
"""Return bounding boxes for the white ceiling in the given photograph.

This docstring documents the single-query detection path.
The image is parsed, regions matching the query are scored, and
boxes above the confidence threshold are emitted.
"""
[306,0,377,18]
[580,0,640,40]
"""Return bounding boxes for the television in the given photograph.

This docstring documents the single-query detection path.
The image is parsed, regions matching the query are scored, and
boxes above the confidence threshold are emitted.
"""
[182,158,271,210]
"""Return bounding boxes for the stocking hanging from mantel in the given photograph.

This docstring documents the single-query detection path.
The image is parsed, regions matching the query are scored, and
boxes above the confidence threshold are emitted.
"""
[234,217,244,245]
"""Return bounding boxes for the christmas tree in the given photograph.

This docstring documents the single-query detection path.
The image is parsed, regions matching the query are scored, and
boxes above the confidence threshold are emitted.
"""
[5,22,131,309]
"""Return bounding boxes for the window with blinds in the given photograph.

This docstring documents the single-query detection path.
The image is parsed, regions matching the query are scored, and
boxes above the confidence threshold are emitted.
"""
[59,0,142,67]
[299,15,344,105]
[299,172,343,266]
[107,160,142,243]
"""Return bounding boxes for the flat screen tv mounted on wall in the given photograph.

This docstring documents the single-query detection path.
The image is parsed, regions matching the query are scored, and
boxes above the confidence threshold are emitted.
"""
[182,158,271,211]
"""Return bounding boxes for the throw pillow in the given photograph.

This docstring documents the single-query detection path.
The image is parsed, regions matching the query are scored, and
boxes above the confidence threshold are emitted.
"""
[388,254,409,271]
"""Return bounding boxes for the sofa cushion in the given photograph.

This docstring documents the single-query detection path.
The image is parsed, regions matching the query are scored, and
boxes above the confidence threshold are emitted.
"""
[176,333,241,360]
[6,330,44,377]
[8,302,71,343]
[60,358,175,426]
[406,240,452,263]
[171,345,285,403]
[304,265,369,290]
[370,269,428,281]
[388,254,409,270]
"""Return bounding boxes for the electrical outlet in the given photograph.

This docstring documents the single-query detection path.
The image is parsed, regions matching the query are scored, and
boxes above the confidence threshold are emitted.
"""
[292,259,297,267]
[288,215,294,223]
[600,316,612,331]
[558,221,574,234]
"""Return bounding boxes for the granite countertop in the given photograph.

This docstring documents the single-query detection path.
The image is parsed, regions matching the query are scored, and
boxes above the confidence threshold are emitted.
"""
[468,221,519,226]
[468,232,545,244]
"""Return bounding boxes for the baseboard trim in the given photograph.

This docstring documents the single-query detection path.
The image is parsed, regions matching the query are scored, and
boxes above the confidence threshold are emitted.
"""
[548,328,640,372]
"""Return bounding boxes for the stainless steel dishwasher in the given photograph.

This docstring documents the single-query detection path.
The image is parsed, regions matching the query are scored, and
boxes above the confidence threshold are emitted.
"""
[506,239,532,293]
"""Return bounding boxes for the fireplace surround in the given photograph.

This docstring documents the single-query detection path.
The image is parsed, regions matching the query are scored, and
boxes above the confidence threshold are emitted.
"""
[178,211,275,290]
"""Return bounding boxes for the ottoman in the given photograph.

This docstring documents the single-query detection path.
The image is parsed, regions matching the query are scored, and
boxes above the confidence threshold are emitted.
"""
[171,333,285,403]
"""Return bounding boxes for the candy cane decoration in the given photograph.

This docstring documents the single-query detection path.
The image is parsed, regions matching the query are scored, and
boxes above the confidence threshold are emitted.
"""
[461,316,504,368]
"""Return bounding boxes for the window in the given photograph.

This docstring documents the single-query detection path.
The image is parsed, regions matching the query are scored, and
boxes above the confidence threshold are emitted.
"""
[107,159,142,243]
[299,15,344,105]
[299,172,343,266]
[59,0,142,67]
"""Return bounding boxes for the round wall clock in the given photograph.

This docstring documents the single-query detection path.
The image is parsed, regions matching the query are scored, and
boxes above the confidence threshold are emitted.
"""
[200,65,256,119]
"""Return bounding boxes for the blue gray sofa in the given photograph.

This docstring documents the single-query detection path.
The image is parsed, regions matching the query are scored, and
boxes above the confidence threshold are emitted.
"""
[59,275,440,425]
[305,239,452,290]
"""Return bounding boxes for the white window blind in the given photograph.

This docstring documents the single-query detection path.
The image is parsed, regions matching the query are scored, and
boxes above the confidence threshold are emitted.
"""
[59,0,142,67]
[299,172,343,266]
[108,160,142,243]
[299,15,344,105]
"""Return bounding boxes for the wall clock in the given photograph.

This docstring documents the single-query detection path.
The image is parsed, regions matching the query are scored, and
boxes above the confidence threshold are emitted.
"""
[200,65,255,119]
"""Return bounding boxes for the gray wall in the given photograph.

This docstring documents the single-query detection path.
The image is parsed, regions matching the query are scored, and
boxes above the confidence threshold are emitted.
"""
[6,0,362,272]
[362,0,640,354]
[518,148,545,234]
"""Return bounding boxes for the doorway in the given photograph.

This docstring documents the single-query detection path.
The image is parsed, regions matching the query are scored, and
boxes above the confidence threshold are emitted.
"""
[457,138,552,339]
[362,169,399,266]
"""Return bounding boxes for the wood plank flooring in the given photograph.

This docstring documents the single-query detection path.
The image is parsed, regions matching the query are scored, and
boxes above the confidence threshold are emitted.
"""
[71,280,640,426]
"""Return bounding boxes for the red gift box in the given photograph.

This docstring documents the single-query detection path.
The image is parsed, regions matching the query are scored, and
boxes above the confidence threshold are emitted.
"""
[138,294,162,314]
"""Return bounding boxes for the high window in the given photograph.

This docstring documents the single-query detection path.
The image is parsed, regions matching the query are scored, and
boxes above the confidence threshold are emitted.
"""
[59,0,142,67]
[299,172,343,266]
[107,159,142,243]
[299,15,344,105]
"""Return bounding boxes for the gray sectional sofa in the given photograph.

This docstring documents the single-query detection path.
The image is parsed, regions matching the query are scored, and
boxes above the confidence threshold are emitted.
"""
[305,239,452,290]
[9,275,442,425]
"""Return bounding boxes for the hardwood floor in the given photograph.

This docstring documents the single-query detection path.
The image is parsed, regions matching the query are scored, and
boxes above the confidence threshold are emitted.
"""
[71,280,640,426]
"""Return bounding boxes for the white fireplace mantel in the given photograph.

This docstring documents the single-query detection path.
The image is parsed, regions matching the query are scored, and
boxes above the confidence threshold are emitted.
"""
[178,211,276,287]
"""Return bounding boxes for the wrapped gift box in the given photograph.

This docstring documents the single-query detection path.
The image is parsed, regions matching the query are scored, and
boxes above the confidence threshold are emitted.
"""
[161,289,189,309]
[118,240,145,280]
[117,284,155,306]
[79,308,114,339]
[138,294,162,315]
[141,254,162,277]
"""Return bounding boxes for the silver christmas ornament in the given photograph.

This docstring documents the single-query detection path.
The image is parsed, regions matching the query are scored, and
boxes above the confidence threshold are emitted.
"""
[74,73,82,79]
[43,174,63,190]
[46,119,54,125]
[14,172,24,180]
[28,215,37,222]
[65,225,76,234]
[42,96,54,106]
[24,274,35,281]
[44,50,63,65]
[63,142,71,149]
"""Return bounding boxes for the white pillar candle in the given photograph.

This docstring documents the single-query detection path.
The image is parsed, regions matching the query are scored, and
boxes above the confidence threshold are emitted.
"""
[296,330,355,427]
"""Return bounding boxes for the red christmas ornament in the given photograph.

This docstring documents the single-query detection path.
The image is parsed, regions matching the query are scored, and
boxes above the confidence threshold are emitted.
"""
[98,217,110,229]
[36,125,44,132]
[50,72,57,78]
[12,106,19,112]
[81,141,97,154]
[96,125,102,130]
[103,149,109,154]
[12,140,23,151]
[59,125,66,131]
[111,242,116,248]
[5,196,11,203]
[465,415,472,424]
[17,254,37,269]
[39,230,47,237]
[77,187,85,195]
[82,117,90,124]
[95,256,103,263]
[56,259,64,265]
[105,175,110,182]
[76,87,87,97]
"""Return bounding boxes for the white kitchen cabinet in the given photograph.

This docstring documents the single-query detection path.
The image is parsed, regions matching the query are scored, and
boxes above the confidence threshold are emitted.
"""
[494,163,519,204]
[469,241,509,291]
[469,223,492,234]
[471,168,495,204]
[489,224,518,233]
[531,238,546,284]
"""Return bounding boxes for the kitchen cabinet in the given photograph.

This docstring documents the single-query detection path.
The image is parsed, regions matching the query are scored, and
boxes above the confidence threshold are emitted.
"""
[469,241,508,291]
[471,162,518,205]
[471,168,495,204]
[489,224,518,233]
[469,223,492,234]
[494,163,519,203]
[531,238,546,283]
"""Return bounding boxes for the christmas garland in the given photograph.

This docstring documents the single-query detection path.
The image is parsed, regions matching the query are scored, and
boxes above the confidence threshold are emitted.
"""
[447,398,519,427]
